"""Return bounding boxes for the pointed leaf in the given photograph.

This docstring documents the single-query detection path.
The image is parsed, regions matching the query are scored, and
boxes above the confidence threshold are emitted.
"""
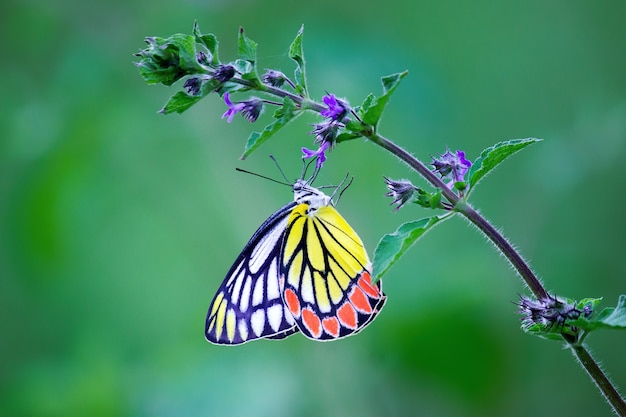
[240,97,300,159]
[372,214,449,282]
[192,21,219,65]
[574,295,626,331]
[237,28,261,86]
[237,27,257,62]
[288,25,308,97]
[467,138,541,194]
[361,71,408,127]
[159,91,203,114]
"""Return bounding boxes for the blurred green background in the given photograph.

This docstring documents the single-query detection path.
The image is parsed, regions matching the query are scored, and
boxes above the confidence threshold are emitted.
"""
[2,0,625,416]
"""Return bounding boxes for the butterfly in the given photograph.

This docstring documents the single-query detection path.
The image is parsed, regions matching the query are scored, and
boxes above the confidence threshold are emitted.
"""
[205,177,386,345]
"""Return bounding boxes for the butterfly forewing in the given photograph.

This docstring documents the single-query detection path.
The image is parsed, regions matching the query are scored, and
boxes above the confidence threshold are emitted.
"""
[206,180,386,345]
[280,203,386,341]
[205,202,299,345]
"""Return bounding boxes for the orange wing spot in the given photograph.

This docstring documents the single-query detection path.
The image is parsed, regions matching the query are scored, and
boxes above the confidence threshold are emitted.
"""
[337,302,357,329]
[349,287,373,314]
[322,317,340,338]
[302,308,322,338]
[358,272,380,298]
[284,288,301,318]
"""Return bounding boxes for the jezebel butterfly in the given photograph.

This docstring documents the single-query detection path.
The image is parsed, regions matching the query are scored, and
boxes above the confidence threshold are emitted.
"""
[205,179,386,344]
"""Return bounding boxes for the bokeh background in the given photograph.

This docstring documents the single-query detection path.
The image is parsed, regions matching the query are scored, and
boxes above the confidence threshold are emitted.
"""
[2,0,626,416]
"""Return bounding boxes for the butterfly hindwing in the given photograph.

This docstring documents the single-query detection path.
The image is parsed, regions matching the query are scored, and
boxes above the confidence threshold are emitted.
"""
[280,203,386,340]
[205,202,299,345]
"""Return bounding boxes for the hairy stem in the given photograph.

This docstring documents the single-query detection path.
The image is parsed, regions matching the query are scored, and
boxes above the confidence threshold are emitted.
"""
[366,129,625,414]
[368,131,548,298]
[570,342,626,416]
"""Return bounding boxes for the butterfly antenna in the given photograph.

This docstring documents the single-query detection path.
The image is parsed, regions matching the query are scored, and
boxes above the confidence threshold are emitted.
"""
[334,173,353,204]
[268,155,291,183]
[301,158,318,183]
[235,168,291,186]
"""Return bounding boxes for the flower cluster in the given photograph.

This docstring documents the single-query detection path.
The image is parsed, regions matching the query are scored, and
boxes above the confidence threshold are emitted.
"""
[431,149,472,190]
[301,94,350,169]
[517,294,591,334]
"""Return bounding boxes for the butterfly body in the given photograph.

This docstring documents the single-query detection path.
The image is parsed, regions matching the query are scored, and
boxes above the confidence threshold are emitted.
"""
[205,180,385,345]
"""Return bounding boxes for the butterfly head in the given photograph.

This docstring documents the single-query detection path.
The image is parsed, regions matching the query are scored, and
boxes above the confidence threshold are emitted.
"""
[293,179,332,210]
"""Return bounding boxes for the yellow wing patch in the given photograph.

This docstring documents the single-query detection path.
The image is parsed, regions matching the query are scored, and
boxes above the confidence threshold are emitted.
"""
[281,203,386,340]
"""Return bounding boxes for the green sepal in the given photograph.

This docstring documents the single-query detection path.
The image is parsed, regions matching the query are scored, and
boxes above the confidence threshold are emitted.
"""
[336,132,362,143]
[372,214,449,282]
[412,189,443,210]
[240,97,300,159]
[288,25,308,97]
[467,138,542,195]
[360,71,408,127]
[192,21,219,65]
[429,190,442,209]
[523,324,573,341]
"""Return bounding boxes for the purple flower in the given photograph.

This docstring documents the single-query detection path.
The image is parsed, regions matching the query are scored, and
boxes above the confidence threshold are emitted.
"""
[302,140,331,170]
[320,94,349,121]
[183,77,201,95]
[309,120,339,144]
[221,92,245,123]
[517,294,585,334]
[213,65,236,83]
[384,177,418,211]
[221,93,264,123]
[262,69,287,87]
[432,148,472,189]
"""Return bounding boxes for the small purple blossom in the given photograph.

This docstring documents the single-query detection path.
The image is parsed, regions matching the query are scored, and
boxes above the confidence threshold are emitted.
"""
[384,177,419,211]
[432,148,472,189]
[309,120,339,144]
[221,92,245,123]
[302,140,331,170]
[320,94,349,121]
[221,93,264,123]
[213,65,236,83]
[262,69,288,87]
[196,51,210,66]
[183,77,201,95]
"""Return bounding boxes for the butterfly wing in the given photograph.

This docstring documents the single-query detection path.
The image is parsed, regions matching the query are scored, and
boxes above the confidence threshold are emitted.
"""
[280,204,386,340]
[205,202,299,345]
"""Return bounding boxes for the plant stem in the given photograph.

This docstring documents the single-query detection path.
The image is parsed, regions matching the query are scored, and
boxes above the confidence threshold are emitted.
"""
[570,342,626,416]
[367,131,626,414]
[368,132,548,298]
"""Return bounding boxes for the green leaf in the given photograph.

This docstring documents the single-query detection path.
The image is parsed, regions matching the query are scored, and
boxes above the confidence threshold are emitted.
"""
[467,138,542,194]
[238,27,257,63]
[192,21,219,65]
[237,28,261,86]
[342,119,369,138]
[573,295,626,331]
[361,71,408,127]
[336,132,362,143]
[169,33,202,73]
[372,214,448,282]
[135,34,201,86]
[159,91,203,114]
[240,97,300,159]
[288,25,308,97]
[355,93,375,116]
